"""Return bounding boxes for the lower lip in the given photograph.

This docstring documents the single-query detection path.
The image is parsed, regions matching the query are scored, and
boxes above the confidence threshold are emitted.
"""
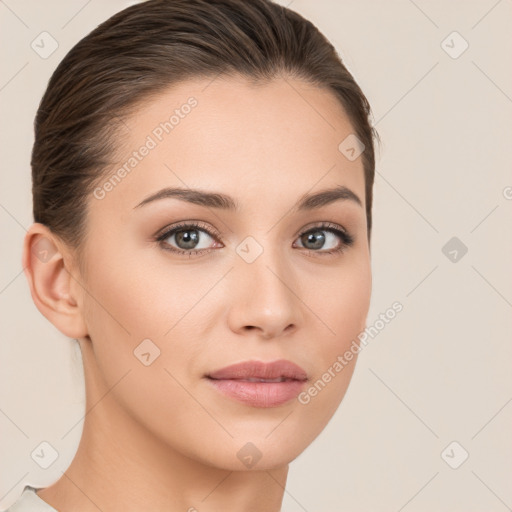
[206,378,306,408]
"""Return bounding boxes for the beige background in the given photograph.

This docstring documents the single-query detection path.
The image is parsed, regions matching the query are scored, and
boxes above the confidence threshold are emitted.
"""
[1,0,511,510]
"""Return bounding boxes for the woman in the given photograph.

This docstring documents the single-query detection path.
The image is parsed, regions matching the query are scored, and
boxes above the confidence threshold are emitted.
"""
[14,0,378,510]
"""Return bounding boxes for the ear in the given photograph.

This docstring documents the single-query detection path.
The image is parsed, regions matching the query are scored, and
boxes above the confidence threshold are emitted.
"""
[22,223,88,339]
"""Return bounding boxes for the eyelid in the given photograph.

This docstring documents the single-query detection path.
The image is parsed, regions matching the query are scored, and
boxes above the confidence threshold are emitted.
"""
[296,221,349,238]
[154,220,220,240]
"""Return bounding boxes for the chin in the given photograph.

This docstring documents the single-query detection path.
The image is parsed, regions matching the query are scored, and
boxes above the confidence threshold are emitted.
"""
[188,435,306,472]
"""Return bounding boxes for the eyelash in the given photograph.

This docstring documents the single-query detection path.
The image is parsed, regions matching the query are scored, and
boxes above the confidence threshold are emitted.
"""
[155,221,355,258]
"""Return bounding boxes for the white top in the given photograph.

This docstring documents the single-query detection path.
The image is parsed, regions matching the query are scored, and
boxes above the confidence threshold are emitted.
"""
[5,487,57,512]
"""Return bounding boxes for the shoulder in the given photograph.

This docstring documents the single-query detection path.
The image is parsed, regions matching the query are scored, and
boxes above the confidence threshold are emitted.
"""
[4,487,57,512]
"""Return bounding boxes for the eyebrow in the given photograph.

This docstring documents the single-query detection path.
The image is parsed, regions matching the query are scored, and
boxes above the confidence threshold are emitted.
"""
[133,184,363,211]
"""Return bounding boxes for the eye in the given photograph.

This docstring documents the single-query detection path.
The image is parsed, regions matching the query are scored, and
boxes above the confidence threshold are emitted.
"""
[156,221,221,256]
[155,221,354,257]
[293,222,354,256]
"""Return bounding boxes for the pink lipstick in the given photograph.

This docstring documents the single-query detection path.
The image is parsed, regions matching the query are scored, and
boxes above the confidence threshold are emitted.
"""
[205,359,308,408]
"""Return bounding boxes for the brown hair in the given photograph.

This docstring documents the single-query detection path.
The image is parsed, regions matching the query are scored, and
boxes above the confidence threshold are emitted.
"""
[32,0,378,270]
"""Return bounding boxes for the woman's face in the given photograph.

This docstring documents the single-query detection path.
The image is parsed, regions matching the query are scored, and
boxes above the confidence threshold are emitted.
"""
[76,75,372,470]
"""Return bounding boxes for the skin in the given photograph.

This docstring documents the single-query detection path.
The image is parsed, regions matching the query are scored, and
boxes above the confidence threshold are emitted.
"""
[22,75,372,512]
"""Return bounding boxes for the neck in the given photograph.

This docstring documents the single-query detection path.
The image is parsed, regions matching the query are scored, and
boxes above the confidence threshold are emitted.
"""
[36,340,289,512]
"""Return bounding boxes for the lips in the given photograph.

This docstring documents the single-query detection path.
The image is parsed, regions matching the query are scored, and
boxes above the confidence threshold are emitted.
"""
[206,359,308,382]
[205,359,308,408]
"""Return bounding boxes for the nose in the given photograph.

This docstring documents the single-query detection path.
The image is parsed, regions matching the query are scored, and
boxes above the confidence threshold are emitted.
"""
[226,244,304,340]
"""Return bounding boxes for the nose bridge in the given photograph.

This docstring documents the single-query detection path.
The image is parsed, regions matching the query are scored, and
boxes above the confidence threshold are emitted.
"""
[228,233,302,337]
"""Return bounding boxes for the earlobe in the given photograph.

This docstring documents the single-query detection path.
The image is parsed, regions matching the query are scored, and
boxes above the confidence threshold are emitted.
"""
[22,223,88,339]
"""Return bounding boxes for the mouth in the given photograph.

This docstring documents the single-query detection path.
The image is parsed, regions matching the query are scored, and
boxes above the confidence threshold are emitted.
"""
[206,359,308,381]
[208,376,301,383]
[204,359,308,407]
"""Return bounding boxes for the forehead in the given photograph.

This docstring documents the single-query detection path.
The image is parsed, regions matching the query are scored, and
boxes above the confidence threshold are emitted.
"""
[91,75,366,220]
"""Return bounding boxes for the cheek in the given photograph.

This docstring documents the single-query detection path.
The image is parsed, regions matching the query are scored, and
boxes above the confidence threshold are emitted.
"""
[80,248,216,385]
[314,255,372,349]
[78,251,168,386]
[300,256,371,404]
[79,255,210,435]
[83,253,183,338]
[334,265,372,340]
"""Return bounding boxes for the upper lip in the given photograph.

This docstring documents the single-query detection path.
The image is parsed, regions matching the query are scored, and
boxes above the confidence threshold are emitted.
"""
[206,359,308,381]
